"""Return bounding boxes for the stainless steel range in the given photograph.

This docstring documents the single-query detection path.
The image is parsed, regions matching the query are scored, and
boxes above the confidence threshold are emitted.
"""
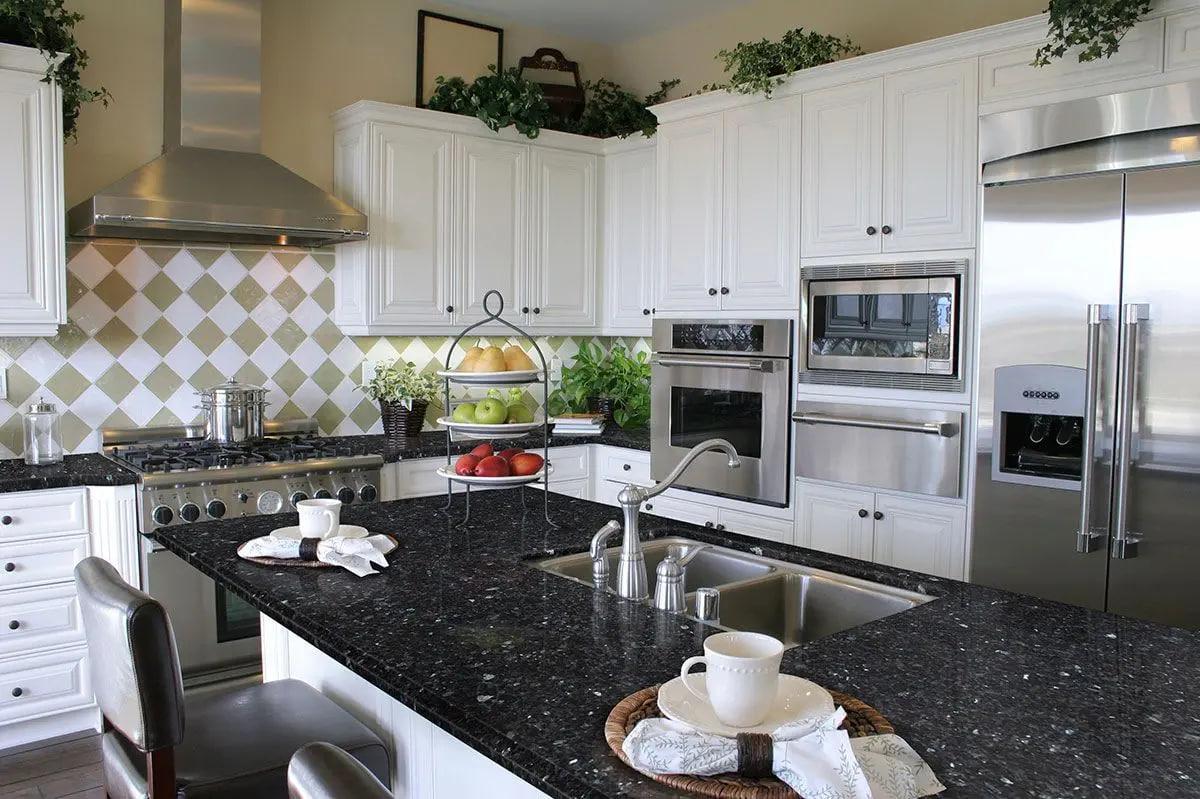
[103,419,383,683]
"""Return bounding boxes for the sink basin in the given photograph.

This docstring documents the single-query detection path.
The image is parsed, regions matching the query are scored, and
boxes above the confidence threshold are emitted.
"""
[533,536,932,647]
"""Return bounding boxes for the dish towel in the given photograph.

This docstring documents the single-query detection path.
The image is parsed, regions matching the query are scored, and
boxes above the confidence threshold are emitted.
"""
[239,535,396,577]
[622,707,944,799]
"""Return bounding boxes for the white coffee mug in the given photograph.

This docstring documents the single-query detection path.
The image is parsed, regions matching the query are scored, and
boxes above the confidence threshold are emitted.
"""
[680,631,783,727]
[297,498,341,539]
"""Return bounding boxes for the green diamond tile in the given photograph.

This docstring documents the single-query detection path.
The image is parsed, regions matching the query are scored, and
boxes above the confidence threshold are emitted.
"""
[385,336,415,353]
[311,319,344,354]
[101,408,136,429]
[143,272,182,310]
[58,410,91,452]
[0,337,35,360]
[144,364,183,400]
[271,276,305,312]
[273,399,307,421]
[311,277,334,311]
[272,361,307,395]
[349,398,380,430]
[65,272,88,307]
[94,243,135,267]
[234,361,268,387]
[274,251,306,270]
[187,273,225,312]
[148,407,182,426]
[271,318,306,354]
[96,363,137,403]
[231,276,267,311]
[48,320,89,358]
[5,363,39,407]
[310,361,345,394]
[93,271,136,311]
[420,336,449,351]
[351,337,375,354]
[187,318,226,356]
[142,318,182,357]
[313,252,335,272]
[231,319,267,355]
[190,247,224,268]
[314,399,346,433]
[96,317,137,356]
[233,249,268,269]
[142,245,181,268]
[188,361,225,391]
[0,414,23,456]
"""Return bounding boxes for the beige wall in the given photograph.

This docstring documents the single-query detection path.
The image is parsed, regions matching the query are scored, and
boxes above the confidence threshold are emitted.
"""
[63,0,616,204]
[605,0,1046,96]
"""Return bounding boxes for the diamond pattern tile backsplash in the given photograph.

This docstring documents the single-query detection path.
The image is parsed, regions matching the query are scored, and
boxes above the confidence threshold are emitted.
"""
[0,243,649,458]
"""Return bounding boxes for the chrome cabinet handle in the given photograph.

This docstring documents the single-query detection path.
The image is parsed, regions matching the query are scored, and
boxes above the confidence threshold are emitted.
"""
[1077,304,1110,554]
[792,412,958,438]
[653,356,775,373]
[1111,303,1149,560]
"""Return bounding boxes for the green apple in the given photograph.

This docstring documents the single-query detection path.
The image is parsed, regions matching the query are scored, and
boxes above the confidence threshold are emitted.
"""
[505,403,534,424]
[473,397,507,425]
[452,403,476,423]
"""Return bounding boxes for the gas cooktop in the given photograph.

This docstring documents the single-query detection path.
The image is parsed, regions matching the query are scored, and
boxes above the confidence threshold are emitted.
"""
[108,435,364,474]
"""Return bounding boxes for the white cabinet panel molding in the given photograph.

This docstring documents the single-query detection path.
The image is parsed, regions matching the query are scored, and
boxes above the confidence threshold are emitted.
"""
[1167,9,1200,72]
[528,148,597,329]
[602,146,655,333]
[872,494,966,580]
[795,482,875,561]
[86,486,139,587]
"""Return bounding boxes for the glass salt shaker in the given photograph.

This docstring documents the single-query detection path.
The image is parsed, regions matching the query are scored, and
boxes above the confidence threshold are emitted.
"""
[23,398,63,466]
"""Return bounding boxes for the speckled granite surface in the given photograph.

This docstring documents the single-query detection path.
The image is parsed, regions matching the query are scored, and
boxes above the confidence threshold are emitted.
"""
[150,490,1200,798]
[0,454,139,494]
[319,425,651,462]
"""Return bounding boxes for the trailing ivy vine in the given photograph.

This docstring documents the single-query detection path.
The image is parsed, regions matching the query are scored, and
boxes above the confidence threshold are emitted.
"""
[1033,0,1153,66]
[426,65,550,138]
[555,78,680,139]
[705,28,862,97]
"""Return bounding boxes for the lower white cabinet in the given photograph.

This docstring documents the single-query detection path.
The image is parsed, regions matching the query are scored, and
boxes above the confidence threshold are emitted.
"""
[794,480,966,579]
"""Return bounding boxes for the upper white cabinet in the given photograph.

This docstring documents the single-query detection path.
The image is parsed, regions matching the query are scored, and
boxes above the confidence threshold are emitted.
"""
[0,44,65,337]
[528,148,597,328]
[800,60,976,258]
[602,143,656,333]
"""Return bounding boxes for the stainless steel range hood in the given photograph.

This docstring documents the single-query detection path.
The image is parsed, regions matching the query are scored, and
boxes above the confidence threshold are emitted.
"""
[67,0,367,248]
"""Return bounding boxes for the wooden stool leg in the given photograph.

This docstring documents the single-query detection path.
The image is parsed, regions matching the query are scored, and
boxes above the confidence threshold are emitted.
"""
[146,748,176,799]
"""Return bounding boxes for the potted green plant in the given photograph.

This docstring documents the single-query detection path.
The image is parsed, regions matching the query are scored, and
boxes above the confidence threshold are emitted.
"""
[550,343,650,429]
[708,27,862,97]
[360,360,440,444]
[426,64,550,138]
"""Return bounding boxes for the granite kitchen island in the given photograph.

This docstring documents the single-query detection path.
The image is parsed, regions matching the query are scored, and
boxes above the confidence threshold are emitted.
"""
[151,489,1200,798]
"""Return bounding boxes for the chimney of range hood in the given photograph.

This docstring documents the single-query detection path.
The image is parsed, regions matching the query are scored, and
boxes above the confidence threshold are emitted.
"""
[67,0,368,248]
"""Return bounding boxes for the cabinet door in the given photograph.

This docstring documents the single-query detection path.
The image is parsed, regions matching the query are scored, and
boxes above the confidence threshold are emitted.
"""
[642,494,715,527]
[882,60,977,253]
[655,116,722,311]
[368,124,454,326]
[717,507,794,545]
[603,147,655,331]
[454,135,527,325]
[0,62,63,335]
[800,79,883,258]
[794,482,874,560]
[872,494,966,580]
[528,148,597,328]
[721,100,799,310]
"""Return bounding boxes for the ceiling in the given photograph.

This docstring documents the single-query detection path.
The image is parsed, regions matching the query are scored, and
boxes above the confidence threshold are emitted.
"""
[438,0,749,44]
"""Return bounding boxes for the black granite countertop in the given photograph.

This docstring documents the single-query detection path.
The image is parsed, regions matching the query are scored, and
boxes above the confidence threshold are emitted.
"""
[150,490,1200,798]
[320,425,650,462]
[0,453,139,494]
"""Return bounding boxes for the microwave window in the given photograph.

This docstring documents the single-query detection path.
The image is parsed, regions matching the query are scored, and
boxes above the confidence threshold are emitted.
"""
[670,387,762,458]
[810,292,931,360]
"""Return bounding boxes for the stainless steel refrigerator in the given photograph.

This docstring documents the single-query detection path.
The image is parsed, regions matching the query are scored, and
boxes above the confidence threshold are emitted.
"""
[972,85,1200,630]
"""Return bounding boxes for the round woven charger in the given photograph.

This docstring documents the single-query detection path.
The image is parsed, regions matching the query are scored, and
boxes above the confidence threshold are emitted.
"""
[236,535,399,569]
[604,684,893,799]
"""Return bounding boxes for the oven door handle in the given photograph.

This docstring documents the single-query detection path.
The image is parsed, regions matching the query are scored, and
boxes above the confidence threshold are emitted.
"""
[792,412,958,438]
[652,355,776,373]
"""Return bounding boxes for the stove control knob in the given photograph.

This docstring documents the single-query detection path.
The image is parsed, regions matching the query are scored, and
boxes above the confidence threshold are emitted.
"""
[257,490,283,515]
[359,484,378,503]
[237,492,249,503]
[152,505,174,526]
[337,486,355,504]
[179,503,201,523]
[206,499,227,519]
[290,491,309,508]
[313,488,333,500]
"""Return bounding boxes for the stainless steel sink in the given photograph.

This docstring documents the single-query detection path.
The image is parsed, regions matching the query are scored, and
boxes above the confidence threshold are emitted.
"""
[534,536,931,647]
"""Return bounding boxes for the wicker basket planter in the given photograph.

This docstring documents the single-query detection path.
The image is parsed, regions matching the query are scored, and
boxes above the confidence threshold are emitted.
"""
[380,399,428,445]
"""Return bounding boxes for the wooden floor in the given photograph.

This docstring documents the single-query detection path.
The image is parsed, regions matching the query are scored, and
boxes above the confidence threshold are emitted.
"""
[0,734,104,799]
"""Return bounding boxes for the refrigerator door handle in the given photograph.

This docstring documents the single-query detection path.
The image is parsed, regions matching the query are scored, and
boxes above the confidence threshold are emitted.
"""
[1076,304,1111,554]
[1110,303,1150,560]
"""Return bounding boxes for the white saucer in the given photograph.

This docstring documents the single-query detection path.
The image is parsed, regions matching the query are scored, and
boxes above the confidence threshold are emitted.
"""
[657,673,835,737]
[269,524,370,540]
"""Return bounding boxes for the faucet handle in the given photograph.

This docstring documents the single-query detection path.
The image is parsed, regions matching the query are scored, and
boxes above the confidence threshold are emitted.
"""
[590,520,621,588]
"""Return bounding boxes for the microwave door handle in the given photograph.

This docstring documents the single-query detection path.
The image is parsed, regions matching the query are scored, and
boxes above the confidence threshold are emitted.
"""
[652,356,776,373]
[1076,304,1110,554]
[792,412,958,438]
[1110,303,1149,560]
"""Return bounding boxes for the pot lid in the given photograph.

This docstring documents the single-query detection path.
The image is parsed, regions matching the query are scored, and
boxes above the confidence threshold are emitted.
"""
[201,380,267,397]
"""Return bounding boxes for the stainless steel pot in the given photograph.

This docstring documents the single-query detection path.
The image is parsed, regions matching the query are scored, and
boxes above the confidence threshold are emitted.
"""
[197,380,268,443]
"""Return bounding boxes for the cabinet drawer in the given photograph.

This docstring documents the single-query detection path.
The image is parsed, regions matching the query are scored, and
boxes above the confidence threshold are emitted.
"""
[0,537,90,591]
[0,584,83,656]
[596,447,651,486]
[547,478,590,500]
[0,489,87,541]
[398,458,463,498]
[642,495,714,527]
[717,508,793,544]
[545,446,589,481]
[0,647,92,724]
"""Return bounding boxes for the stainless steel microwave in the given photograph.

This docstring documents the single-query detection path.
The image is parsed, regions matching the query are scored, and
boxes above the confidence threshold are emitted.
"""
[800,261,966,391]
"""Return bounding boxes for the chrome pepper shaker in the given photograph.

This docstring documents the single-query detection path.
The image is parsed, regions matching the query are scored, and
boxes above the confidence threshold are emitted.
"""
[23,398,63,465]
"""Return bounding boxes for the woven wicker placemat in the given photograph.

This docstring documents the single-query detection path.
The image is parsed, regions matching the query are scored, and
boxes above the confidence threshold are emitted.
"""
[236,535,398,569]
[604,684,893,799]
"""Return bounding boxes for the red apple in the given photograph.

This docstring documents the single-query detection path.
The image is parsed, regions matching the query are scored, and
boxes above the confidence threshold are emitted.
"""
[454,454,480,476]
[496,447,524,463]
[474,455,511,478]
[469,443,494,459]
[509,452,544,476]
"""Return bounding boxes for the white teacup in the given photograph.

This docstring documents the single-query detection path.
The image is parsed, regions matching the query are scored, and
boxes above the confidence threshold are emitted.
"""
[296,498,341,539]
[680,631,783,727]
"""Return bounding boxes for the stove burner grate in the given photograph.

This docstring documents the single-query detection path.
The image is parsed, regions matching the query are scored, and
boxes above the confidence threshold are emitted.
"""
[111,436,359,473]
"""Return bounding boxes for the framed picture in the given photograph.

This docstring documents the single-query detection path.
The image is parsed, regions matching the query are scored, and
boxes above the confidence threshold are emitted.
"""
[416,11,504,107]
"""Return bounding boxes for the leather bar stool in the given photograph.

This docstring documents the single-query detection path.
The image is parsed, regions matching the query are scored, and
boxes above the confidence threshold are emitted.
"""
[74,557,390,799]
[288,742,394,799]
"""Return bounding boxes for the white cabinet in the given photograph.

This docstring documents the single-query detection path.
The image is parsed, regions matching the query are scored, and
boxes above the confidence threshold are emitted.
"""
[602,144,656,333]
[527,148,597,328]
[795,480,966,579]
[1166,9,1200,72]
[800,60,976,258]
[0,44,65,337]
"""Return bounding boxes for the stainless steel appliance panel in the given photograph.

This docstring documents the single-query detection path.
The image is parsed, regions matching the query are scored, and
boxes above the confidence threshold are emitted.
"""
[1105,164,1200,628]
[972,174,1124,610]
[793,402,962,498]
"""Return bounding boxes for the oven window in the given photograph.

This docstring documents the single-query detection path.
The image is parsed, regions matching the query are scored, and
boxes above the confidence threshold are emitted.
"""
[670,387,762,458]
[810,291,931,360]
[216,586,260,643]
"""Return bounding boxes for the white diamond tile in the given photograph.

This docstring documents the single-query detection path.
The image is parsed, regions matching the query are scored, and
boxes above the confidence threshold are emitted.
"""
[248,338,288,376]
[207,294,249,333]
[17,340,67,384]
[162,248,205,290]
[118,293,161,335]
[164,384,202,425]
[114,248,159,290]
[328,338,363,374]
[69,292,116,336]
[206,250,249,290]
[290,256,326,293]
[69,340,116,382]
[252,297,289,335]
[68,245,113,289]
[71,385,118,429]
[162,294,206,335]
[290,338,326,373]
[290,379,326,415]
[207,339,248,378]
[119,384,160,426]
[164,338,206,378]
[291,297,326,334]
[118,339,161,381]
[249,254,287,293]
